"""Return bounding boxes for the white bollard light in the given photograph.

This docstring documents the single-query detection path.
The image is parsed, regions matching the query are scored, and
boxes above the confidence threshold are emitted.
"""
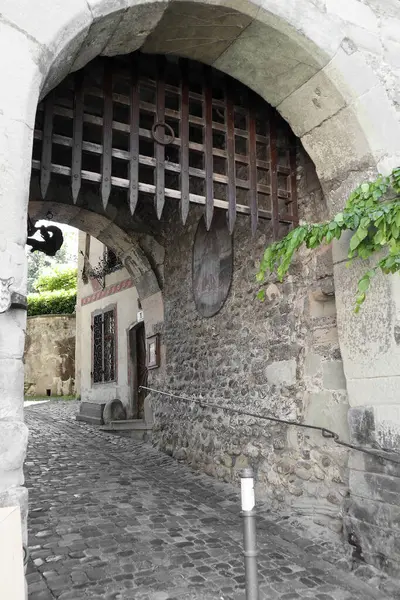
[240,468,259,600]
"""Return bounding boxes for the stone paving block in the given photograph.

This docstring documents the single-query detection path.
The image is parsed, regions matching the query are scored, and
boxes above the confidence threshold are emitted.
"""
[30,592,55,600]
[24,401,399,600]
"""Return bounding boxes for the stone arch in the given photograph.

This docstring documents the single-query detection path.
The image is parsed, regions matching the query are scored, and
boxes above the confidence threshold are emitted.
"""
[2,0,400,564]
[3,0,400,191]
[28,199,165,417]
[8,0,396,413]
[28,201,162,300]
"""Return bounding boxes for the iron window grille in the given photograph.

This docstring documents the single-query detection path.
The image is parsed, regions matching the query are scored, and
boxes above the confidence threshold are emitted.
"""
[92,308,116,384]
[104,247,122,273]
[83,247,122,289]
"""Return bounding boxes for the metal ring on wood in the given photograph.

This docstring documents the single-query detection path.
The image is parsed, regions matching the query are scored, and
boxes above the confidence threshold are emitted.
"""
[151,122,175,146]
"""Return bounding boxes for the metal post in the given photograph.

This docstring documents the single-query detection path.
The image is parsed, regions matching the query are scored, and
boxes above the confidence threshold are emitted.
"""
[241,467,259,600]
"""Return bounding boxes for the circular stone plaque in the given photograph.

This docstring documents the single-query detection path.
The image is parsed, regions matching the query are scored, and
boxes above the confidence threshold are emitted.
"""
[192,211,233,318]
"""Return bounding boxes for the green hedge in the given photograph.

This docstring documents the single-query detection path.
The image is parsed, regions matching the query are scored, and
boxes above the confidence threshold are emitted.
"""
[28,289,77,316]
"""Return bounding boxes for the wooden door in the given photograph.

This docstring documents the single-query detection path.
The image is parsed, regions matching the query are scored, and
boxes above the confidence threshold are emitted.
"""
[129,323,148,419]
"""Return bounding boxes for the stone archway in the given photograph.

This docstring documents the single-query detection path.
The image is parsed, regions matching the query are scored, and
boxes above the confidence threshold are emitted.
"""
[2,0,400,404]
[28,199,165,410]
[28,201,163,300]
[1,0,400,568]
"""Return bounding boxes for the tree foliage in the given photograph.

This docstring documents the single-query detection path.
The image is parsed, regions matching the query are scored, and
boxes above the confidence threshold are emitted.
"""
[35,266,77,293]
[27,226,78,316]
[257,168,400,312]
[27,223,78,293]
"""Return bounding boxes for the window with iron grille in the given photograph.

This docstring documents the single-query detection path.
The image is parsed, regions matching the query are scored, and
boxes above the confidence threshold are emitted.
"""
[104,247,122,273]
[92,308,116,384]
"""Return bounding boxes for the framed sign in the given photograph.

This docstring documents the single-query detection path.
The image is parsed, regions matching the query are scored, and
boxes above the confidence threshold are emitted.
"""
[192,211,233,318]
[146,334,160,369]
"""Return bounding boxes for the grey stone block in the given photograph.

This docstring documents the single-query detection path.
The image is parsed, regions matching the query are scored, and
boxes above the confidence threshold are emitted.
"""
[266,359,297,386]
[103,399,126,424]
[323,360,347,390]
[348,406,375,446]
[350,469,400,506]
[304,353,321,377]
[76,402,106,425]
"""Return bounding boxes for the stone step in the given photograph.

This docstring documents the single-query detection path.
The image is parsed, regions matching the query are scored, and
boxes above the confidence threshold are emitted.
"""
[100,419,153,441]
[76,402,106,425]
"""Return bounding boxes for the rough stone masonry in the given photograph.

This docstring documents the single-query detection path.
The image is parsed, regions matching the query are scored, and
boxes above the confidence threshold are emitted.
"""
[150,146,350,535]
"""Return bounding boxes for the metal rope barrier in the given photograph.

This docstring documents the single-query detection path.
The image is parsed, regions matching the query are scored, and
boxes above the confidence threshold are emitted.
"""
[139,385,400,465]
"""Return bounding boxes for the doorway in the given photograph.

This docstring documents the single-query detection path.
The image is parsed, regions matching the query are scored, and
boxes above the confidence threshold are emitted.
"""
[128,322,147,419]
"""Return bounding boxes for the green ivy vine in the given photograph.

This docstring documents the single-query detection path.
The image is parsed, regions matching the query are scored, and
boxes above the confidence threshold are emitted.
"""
[257,167,400,312]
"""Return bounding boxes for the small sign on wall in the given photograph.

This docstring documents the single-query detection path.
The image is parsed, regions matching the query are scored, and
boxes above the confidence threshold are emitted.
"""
[146,334,160,370]
[137,310,144,322]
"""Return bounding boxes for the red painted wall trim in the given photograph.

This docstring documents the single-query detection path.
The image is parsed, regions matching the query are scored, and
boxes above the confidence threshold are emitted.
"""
[81,278,134,306]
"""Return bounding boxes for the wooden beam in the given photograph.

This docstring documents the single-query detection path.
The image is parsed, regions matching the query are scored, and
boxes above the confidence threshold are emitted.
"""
[289,136,299,227]
[203,65,214,230]
[155,56,166,220]
[248,110,258,236]
[40,92,55,199]
[269,113,279,240]
[31,159,287,222]
[35,129,284,196]
[71,71,84,203]
[129,56,140,215]
[101,61,113,209]
[180,58,190,225]
[225,77,236,235]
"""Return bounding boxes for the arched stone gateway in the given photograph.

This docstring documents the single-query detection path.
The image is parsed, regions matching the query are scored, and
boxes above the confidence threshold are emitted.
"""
[29,201,162,299]
[1,0,400,574]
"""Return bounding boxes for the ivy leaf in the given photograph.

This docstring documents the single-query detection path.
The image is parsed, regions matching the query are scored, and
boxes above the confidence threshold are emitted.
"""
[349,234,360,251]
[374,229,385,245]
[357,227,368,241]
[358,277,370,293]
[356,292,366,305]
[326,231,334,243]
[256,272,264,283]
[334,213,344,226]
[256,167,400,310]
[360,217,370,229]
[257,289,265,302]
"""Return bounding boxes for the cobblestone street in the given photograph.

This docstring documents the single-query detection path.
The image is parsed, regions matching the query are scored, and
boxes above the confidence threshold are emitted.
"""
[25,401,392,600]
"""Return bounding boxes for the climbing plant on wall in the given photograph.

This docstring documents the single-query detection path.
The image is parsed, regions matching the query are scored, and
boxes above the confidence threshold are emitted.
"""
[257,167,400,312]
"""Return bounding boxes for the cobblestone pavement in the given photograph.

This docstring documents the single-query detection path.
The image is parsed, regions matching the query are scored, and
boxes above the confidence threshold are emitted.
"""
[25,401,392,600]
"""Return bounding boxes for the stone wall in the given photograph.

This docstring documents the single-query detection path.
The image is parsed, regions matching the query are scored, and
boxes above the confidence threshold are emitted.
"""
[150,147,350,534]
[344,449,400,575]
[24,315,75,396]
